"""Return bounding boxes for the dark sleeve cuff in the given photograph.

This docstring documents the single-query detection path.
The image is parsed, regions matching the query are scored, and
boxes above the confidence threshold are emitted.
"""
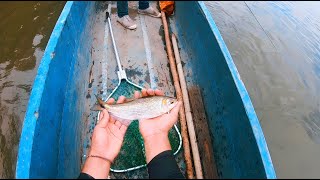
[78,172,95,179]
[147,150,185,179]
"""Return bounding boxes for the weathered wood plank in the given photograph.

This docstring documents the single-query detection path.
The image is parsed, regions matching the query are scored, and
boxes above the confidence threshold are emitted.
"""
[188,85,218,179]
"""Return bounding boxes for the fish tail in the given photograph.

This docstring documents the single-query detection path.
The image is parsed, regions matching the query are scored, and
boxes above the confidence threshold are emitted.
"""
[95,94,110,109]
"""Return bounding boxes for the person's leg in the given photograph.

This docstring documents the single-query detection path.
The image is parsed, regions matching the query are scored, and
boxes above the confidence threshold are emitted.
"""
[117,1,137,30]
[117,1,128,18]
[137,1,161,18]
[138,1,149,10]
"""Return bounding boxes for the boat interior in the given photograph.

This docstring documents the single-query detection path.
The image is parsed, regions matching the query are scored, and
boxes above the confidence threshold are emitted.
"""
[18,1,274,179]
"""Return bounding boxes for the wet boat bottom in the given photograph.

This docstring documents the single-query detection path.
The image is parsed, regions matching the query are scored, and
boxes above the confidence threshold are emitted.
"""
[81,1,186,178]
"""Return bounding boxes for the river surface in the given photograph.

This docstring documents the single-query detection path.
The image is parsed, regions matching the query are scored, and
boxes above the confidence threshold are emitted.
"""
[205,1,320,178]
[0,1,320,178]
[0,1,65,178]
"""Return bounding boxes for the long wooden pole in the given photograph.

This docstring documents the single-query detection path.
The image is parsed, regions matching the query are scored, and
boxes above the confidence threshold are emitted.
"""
[161,11,194,179]
[172,33,204,179]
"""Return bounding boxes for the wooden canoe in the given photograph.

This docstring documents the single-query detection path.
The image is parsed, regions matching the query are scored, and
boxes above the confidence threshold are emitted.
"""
[16,1,276,179]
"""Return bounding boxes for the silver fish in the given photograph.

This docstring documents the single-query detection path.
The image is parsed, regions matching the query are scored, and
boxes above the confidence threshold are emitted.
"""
[95,95,178,125]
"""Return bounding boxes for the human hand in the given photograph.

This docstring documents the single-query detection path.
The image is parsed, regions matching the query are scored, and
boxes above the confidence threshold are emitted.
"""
[133,88,181,140]
[82,96,128,179]
[89,96,128,162]
[133,88,182,163]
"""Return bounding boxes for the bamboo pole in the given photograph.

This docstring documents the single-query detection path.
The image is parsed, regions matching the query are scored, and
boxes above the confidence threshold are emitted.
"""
[172,33,204,179]
[161,11,194,179]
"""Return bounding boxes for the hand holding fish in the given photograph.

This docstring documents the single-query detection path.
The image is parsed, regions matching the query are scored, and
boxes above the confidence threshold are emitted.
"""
[134,89,182,163]
[82,97,128,179]
[136,89,181,139]
[82,88,182,178]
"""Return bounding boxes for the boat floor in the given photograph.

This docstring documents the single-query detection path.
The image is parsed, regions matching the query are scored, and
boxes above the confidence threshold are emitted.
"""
[82,1,186,178]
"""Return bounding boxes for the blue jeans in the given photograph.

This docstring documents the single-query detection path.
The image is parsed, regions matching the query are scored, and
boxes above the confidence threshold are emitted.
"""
[117,1,149,18]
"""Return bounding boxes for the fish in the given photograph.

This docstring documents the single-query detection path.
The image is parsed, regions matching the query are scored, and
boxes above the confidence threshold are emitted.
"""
[94,95,178,125]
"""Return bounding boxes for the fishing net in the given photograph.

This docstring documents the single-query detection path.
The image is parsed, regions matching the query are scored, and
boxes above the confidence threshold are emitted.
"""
[97,80,182,172]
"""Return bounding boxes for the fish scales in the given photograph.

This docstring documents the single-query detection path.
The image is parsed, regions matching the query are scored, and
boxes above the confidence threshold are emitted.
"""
[96,95,178,124]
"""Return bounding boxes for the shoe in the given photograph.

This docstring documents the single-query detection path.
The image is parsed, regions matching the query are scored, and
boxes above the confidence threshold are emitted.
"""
[138,7,161,18]
[117,15,137,30]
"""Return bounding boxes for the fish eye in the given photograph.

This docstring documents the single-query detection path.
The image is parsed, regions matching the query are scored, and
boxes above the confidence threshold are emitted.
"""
[166,99,175,105]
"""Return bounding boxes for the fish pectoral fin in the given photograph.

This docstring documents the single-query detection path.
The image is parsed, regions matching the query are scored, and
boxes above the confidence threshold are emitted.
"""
[90,104,104,111]
[110,114,132,126]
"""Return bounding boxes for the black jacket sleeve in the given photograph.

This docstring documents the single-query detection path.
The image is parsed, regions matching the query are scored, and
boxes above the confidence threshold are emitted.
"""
[78,172,94,179]
[147,150,185,179]
[78,150,185,179]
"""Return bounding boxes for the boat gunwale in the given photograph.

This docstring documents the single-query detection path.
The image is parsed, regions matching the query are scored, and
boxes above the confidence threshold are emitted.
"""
[15,1,74,178]
[197,1,276,178]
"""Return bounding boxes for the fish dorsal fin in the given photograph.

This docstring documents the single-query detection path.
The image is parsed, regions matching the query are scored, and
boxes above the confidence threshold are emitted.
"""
[118,96,173,104]
[121,96,154,104]
[124,98,136,102]
[125,96,159,102]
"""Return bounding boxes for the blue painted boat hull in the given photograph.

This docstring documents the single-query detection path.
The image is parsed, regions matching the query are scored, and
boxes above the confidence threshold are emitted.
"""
[16,1,276,178]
